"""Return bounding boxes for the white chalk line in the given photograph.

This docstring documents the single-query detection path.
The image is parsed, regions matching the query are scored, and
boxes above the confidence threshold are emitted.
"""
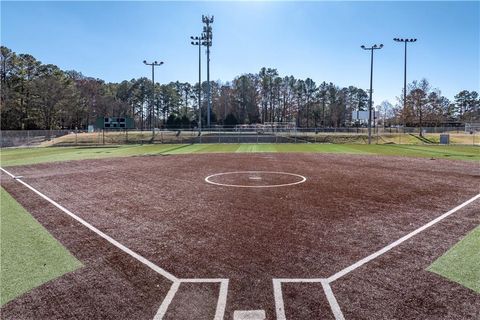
[272,279,286,320]
[273,278,344,320]
[0,167,178,282]
[154,278,228,319]
[214,279,229,320]
[153,281,181,320]
[327,192,480,283]
[205,171,306,188]
[1,167,230,320]
[272,193,480,320]
[181,278,229,283]
[233,309,266,320]
[4,167,478,319]
[320,280,345,320]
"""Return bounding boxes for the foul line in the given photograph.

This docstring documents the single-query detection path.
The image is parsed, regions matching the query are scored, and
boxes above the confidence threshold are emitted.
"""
[273,193,479,320]
[1,167,230,320]
[3,166,478,320]
[1,167,178,282]
[327,192,480,283]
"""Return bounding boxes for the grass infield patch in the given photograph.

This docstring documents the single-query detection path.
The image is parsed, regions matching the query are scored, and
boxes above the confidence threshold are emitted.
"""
[428,225,480,293]
[1,144,479,167]
[0,188,83,306]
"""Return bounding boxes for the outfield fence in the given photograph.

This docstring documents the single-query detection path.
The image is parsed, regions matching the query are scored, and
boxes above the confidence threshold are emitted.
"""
[1,126,478,148]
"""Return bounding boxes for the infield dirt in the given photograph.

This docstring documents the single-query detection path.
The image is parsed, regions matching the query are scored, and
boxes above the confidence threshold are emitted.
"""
[1,153,479,319]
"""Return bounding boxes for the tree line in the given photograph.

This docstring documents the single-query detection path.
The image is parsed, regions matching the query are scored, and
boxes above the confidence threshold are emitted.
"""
[1,46,478,130]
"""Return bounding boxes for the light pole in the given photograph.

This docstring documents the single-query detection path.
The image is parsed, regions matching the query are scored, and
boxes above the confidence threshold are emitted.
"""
[202,15,213,127]
[393,38,417,124]
[143,60,164,139]
[361,44,383,144]
[191,35,206,133]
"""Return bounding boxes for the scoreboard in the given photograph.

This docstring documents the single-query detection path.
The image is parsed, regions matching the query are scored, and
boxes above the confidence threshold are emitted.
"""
[95,117,134,129]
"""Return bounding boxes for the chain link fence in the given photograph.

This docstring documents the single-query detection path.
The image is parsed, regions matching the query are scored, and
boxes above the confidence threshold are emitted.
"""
[1,130,72,148]
[1,126,478,147]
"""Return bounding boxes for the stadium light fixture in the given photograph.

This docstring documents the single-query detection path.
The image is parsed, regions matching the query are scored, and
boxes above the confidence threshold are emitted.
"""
[143,60,164,137]
[393,37,417,124]
[361,44,383,145]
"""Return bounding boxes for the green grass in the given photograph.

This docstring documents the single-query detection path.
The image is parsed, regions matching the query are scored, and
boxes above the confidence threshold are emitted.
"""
[0,188,83,305]
[428,226,480,293]
[1,143,478,167]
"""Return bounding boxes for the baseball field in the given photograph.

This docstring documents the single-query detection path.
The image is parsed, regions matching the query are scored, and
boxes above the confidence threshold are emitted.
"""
[1,144,479,319]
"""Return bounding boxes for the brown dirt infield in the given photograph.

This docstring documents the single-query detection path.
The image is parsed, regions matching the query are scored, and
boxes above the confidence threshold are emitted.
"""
[1,152,479,319]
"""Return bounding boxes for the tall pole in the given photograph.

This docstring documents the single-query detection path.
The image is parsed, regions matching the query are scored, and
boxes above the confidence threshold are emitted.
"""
[202,15,214,127]
[369,48,374,145]
[394,38,417,124]
[191,35,205,133]
[404,41,407,113]
[143,60,164,140]
[151,64,154,133]
[207,35,211,127]
[361,44,383,145]
[199,35,202,133]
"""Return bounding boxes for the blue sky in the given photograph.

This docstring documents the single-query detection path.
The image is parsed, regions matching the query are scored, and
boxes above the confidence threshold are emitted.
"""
[2,1,479,105]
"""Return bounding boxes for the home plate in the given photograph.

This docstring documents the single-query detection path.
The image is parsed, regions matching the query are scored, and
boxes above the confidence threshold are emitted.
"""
[233,310,266,320]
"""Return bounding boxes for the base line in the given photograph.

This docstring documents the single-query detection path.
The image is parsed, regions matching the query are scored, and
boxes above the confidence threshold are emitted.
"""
[328,193,480,282]
[0,166,178,283]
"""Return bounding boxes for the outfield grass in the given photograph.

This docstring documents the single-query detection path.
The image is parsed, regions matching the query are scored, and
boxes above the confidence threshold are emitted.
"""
[428,226,480,293]
[1,144,478,167]
[0,188,83,306]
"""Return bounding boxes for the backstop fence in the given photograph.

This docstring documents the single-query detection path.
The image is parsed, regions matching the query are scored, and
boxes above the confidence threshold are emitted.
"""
[1,126,478,148]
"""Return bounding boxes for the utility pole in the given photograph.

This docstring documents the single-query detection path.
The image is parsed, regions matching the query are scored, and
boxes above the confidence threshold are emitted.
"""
[143,60,164,139]
[191,35,207,134]
[361,44,383,144]
[393,38,417,125]
[202,15,214,127]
